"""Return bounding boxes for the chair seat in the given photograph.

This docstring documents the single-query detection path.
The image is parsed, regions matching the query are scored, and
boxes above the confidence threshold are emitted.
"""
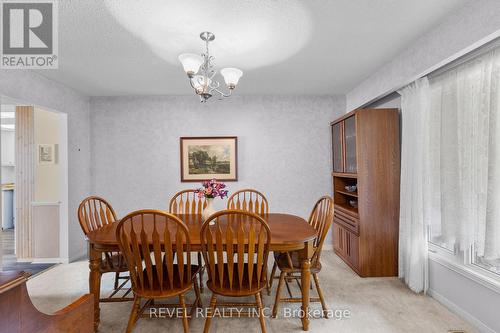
[207,263,267,297]
[134,264,201,298]
[274,251,321,274]
[100,252,128,272]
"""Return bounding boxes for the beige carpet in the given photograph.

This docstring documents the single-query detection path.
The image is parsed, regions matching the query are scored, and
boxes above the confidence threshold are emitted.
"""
[26,253,475,333]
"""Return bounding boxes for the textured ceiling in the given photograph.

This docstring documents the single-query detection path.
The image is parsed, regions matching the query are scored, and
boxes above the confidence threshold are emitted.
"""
[105,0,312,70]
[37,0,468,96]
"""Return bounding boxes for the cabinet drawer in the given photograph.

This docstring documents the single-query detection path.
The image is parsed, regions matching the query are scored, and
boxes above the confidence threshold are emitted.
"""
[334,211,359,235]
[335,204,359,219]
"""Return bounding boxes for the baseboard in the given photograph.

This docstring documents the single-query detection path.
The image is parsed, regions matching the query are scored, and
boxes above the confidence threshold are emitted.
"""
[16,258,33,263]
[60,257,69,264]
[32,257,64,264]
[427,288,496,333]
[69,251,87,263]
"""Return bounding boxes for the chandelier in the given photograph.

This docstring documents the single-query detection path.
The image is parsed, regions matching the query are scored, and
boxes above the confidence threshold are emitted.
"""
[178,32,243,102]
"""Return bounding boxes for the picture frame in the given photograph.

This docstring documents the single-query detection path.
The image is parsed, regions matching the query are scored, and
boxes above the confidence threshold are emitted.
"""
[180,136,238,182]
[38,144,57,165]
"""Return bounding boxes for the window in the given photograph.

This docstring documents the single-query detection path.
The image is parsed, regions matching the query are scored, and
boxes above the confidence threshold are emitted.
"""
[426,46,500,277]
[473,254,500,275]
[429,226,455,253]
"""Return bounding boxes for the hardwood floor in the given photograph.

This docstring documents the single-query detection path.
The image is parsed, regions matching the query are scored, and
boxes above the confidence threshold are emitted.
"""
[2,228,15,265]
[1,229,55,276]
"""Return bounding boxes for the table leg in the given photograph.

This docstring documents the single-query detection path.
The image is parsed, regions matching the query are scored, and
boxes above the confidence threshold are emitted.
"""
[300,241,313,331]
[301,259,311,330]
[89,244,102,332]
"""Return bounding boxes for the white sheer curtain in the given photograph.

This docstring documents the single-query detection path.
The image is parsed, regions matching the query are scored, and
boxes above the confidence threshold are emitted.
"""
[429,48,500,259]
[399,48,500,293]
[398,77,431,293]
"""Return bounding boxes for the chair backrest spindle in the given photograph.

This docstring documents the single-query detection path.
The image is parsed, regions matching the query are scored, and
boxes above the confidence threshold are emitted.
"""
[227,189,269,216]
[169,189,207,215]
[78,196,117,235]
[308,196,334,266]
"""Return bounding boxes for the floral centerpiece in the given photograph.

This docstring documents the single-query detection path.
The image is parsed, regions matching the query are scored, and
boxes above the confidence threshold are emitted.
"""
[194,179,228,221]
[195,179,229,199]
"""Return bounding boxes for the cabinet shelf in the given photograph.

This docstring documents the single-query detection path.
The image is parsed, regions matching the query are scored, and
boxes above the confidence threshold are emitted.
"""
[332,172,357,178]
[336,190,358,198]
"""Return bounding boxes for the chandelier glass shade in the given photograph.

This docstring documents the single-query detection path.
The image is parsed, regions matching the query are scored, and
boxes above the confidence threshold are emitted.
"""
[178,53,204,76]
[178,32,243,102]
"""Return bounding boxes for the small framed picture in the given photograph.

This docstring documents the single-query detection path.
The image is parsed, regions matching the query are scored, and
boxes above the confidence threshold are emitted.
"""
[38,144,56,165]
[180,136,238,182]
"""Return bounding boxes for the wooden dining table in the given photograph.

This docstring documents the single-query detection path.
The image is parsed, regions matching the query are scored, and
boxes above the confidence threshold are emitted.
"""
[86,213,317,331]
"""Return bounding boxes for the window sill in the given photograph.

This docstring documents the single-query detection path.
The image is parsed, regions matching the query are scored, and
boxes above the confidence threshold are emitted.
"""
[429,251,500,295]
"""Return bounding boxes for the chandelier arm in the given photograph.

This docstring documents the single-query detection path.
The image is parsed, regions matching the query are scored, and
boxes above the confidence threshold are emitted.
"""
[212,87,232,98]
[208,71,217,80]
[188,77,197,91]
[208,80,220,90]
[187,76,204,91]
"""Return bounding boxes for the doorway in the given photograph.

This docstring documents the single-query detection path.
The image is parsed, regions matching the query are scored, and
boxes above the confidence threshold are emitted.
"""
[1,104,16,270]
[0,95,69,274]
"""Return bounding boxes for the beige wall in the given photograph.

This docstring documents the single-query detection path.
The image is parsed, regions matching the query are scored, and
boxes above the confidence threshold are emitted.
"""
[34,108,60,203]
[33,204,59,258]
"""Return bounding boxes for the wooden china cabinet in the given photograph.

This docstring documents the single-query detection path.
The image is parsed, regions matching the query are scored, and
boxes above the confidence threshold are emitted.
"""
[331,108,400,277]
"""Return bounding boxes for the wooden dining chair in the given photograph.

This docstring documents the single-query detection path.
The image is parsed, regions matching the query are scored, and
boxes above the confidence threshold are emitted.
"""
[169,189,207,215]
[201,210,271,333]
[78,196,131,301]
[227,189,272,294]
[169,189,207,292]
[116,210,202,333]
[227,189,269,215]
[271,196,334,319]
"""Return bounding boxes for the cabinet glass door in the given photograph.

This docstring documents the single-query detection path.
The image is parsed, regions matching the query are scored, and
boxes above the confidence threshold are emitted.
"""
[332,122,343,172]
[344,116,357,173]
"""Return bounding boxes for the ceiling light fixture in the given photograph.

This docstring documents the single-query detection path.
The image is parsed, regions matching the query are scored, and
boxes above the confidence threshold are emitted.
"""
[178,32,243,103]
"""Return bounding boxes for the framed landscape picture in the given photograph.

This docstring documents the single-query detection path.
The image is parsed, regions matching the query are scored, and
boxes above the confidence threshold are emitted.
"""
[180,136,238,182]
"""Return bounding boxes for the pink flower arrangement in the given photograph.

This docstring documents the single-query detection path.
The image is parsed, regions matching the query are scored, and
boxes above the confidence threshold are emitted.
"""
[194,179,229,199]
